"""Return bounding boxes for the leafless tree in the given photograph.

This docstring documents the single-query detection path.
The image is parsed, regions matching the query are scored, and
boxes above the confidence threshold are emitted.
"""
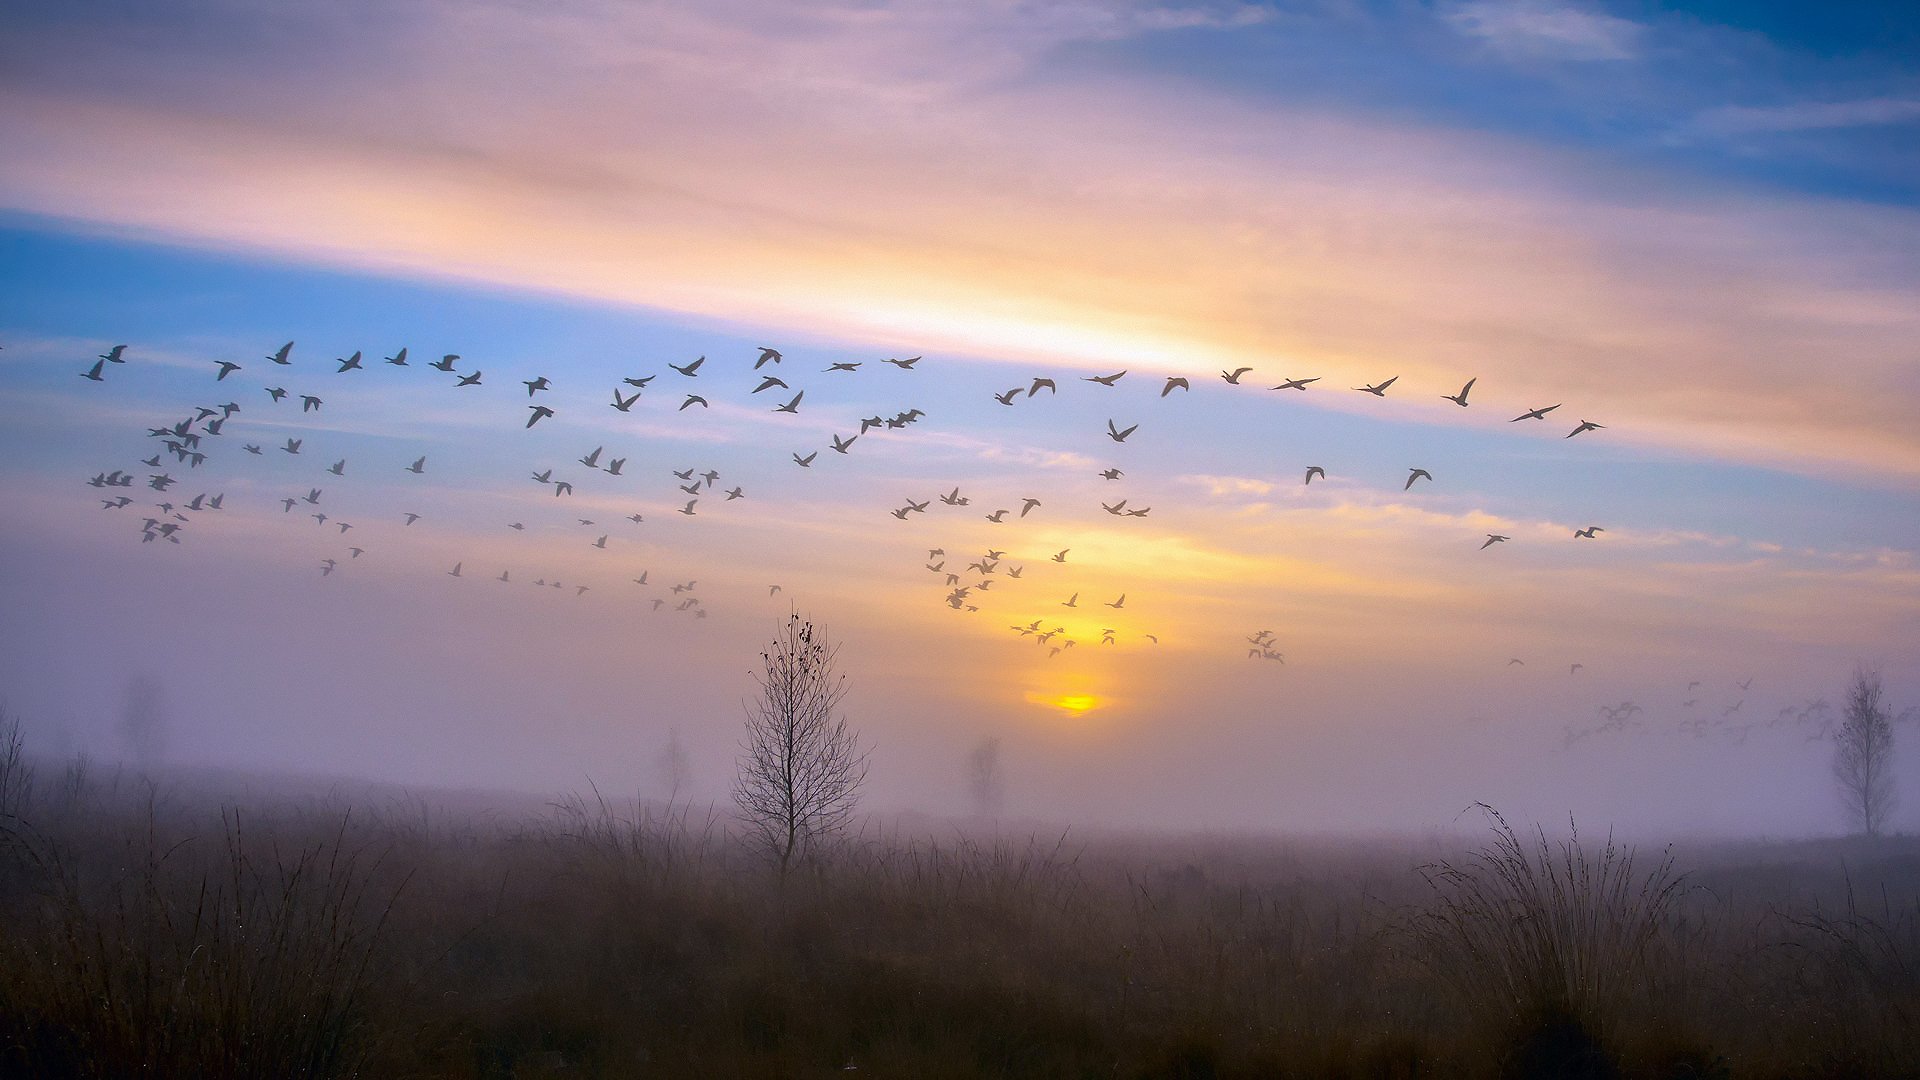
[657,726,692,803]
[0,707,32,821]
[119,673,169,769]
[967,735,1005,818]
[1833,667,1896,836]
[734,614,868,874]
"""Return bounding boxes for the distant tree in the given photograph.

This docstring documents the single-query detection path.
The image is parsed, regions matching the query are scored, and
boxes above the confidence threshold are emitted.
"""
[966,735,1005,818]
[118,673,169,769]
[1833,667,1896,836]
[657,726,692,802]
[0,708,31,821]
[734,613,869,874]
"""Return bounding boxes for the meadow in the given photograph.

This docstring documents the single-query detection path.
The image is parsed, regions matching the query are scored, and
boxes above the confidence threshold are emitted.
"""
[1,731,1915,1078]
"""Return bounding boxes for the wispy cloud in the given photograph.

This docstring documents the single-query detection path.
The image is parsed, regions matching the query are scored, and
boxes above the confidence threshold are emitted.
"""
[1443,0,1643,61]
[1692,97,1920,136]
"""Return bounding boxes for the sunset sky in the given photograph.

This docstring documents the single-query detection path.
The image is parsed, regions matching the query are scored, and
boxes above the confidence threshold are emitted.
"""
[1,0,1915,835]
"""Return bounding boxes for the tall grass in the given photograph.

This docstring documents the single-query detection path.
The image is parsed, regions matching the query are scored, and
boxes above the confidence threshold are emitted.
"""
[1410,804,1691,1073]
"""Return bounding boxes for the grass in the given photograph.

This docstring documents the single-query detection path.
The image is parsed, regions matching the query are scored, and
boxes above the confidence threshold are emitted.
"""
[1,755,1917,1078]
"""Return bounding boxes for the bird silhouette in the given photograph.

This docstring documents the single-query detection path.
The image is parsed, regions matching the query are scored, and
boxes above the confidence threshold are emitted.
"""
[337,351,363,372]
[1019,498,1042,517]
[774,391,803,413]
[552,481,572,496]
[1084,371,1126,386]
[611,388,640,411]
[267,342,294,364]
[1161,377,1190,396]
[81,360,105,381]
[822,363,858,373]
[1404,468,1432,490]
[793,451,817,467]
[985,509,1009,522]
[449,562,463,577]
[101,345,128,363]
[527,405,555,428]
[669,356,705,376]
[282,438,302,454]
[579,446,603,469]
[524,376,550,396]
[883,356,919,369]
[623,375,655,388]
[1106,420,1138,443]
[680,499,697,516]
[1573,526,1604,538]
[1304,466,1325,485]
[604,458,625,476]
[679,395,708,410]
[1029,377,1057,396]
[1272,376,1318,391]
[266,386,287,401]
[385,347,409,365]
[1221,367,1252,384]
[1443,378,1476,407]
[1106,594,1126,609]
[1052,549,1069,562]
[431,354,459,371]
[455,371,482,386]
[327,459,346,476]
[1511,403,1559,422]
[993,387,1023,405]
[830,434,857,454]
[755,348,782,368]
[1480,534,1509,549]
[1355,376,1398,396]
[216,361,243,381]
[1566,420,1604,438]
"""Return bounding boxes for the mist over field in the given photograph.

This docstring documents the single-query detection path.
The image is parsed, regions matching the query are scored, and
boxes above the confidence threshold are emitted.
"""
[2,0,1919,1074]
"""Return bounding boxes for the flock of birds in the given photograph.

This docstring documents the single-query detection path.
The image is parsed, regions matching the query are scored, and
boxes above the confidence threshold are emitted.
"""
[1561,684,1843,748]
[65,332,1790,743]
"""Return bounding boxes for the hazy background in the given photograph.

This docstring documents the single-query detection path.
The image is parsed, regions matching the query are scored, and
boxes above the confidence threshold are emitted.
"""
[1,0,1915,837]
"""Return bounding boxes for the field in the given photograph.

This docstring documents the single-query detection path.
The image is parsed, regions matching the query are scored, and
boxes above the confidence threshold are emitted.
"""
[1,751,1916,1079]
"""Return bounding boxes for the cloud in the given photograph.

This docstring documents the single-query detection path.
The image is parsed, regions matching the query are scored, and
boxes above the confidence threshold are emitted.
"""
[1,0,1917,484]
[1443,0,1643,61]
[1692,97,1920,137]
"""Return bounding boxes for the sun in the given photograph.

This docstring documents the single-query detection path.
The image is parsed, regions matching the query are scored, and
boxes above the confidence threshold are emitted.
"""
[1055,693,1098,714]
[1024,688,1104,717]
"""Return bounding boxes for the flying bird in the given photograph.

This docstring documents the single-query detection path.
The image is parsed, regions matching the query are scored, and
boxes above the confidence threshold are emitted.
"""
[1573,526,1604,538]
[604,458,625,476]
[1355,376,1398,396]
[527,405,555,428]
[404,513,420,525]
[1099,468,1123,480]
[579,446,603,469]
[81,360,105,381]
[1404,468,1432,490]
[385,347,409,365]
[1106,420,1138,443]
[622,375,655,388]
[1304,466,1325,485]
[1271,376,1318,391]
[1029,377,1057,396]
[337,351,363,372]
[1221,367,1252,384]
[1084,371,1126,386]
[215,361,243,381]
[822,363,859,373]
[669,356,705,377]
[455,371,482,386]
[1480,534,1509,549]
[611,388,640,411]
[755,348,782,368]
[282,438,302,454]
[1061,593,1078,608]
[267,342,294,364]
[1105,594,1126,609]
[327,459,346,476]
[882,356,919,369]
[993,387,1023,405]
[266,386,287,401]
[552,481,572,496]
[753,375,790,392]
[1052,549,1069,563]
[939,487,969,506]
[101,345,128,363]
[830,433,857,454]
[774,391,803,413]
[985,509,1008,522]
[524,376,550,396]
[431,354,459,371]
[680,499,697,516]
[1511,404,1560,422]
[793,451,817,467]
[679,395,708,410]
[1019,498,1042,518]
[448,562,463,577]
[1161,377,1189,397]
[1443,378,1476,407]
[1566,420,1604,438]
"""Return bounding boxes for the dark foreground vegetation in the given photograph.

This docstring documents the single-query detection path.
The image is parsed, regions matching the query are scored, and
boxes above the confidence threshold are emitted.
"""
[1,763,1916,1077]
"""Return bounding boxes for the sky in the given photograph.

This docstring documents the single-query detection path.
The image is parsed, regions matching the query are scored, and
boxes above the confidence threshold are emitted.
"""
[1,0,1916,836]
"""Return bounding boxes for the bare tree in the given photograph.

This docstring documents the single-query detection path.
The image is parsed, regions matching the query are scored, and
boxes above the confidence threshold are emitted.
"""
[119,673,169,769]
[967,735,1005,819]
[734,613,869,874]
[657,726,692,803]
[0,708,32,821]
[1833,667,1896,836]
